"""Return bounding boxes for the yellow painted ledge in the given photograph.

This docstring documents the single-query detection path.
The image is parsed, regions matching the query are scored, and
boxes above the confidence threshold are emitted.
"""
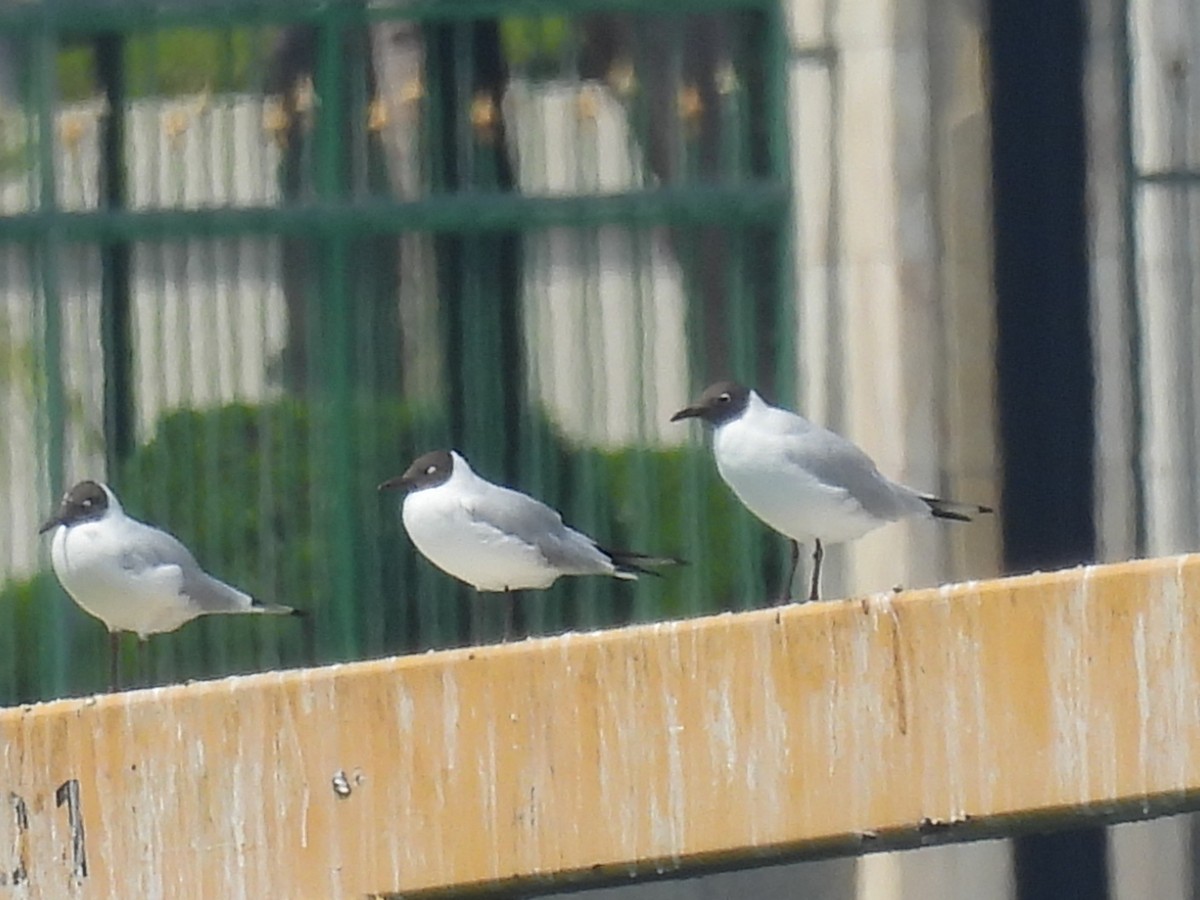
[4,556,1200,897]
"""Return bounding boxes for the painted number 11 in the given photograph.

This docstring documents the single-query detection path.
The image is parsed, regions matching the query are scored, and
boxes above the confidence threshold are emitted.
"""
[1,780,87,888]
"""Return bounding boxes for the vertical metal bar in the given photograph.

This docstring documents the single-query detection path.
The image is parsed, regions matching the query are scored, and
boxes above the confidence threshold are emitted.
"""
[626,227,662,624]
[1117,0,1146,555]
[431,17,522,645]
[763,0,792,195]
[725,229,761,610]
[454,23,475,192]
[763,1,795,392]
[0,23,33,701]
[95,36,135,471]
[431,25,465,503]
[32,12,68,698]
[0,256,14,701]
[33,24,63,497]
[764,1,798,594]
[314,10,357,661]
[422,25,443,195]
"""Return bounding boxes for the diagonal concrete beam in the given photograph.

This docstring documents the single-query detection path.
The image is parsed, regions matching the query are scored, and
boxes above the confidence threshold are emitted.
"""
[2,556,1199,897]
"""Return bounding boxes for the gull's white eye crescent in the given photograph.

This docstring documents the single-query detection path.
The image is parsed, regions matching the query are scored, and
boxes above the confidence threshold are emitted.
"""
[81,499,92,508]
[718,393,731,403]
[425,465,437,475]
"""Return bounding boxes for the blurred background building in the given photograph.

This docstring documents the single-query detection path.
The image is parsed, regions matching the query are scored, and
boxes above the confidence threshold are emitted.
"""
[0,0,1193,896]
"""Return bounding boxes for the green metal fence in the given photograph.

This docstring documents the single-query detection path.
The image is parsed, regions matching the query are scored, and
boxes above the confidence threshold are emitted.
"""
[0,0,794,702]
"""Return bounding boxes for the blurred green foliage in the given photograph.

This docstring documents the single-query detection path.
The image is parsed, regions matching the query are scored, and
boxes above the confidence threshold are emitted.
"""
[115,397,448,679]
[0,572,93,703]
[58,28,266,102]
[0,140,27,178]
[499,16,572,75]
[3,399,770,703]
[51,17,572,104]
[120,400,343,614]
[600,446,766,616]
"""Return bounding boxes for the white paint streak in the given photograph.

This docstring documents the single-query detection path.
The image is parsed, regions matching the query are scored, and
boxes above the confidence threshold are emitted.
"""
[1150,558,1190,794]
[647,793,666,859]
[229,738,248,900]
[825,622,840,775]
[123,693,160,900]
[1049,566,1092,800]
[933,583,963,818]
[1133,613,1150,795]
[611,650,642,856]
[441,670,459,771]
[708,681,738,780]
[395,683,415,740]
[481,712,500,877]
[756,621,788,841]
[1126,559,1195,809]
[300,782,310,849]
[662,634,685,865]
[390,681,415,877]
[964,584,994,808]
[847,602,876,827]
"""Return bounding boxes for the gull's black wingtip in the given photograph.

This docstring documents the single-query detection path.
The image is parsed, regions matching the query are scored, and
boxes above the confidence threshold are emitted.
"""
[923,495,995,522]
[250,597,308,618]
[604,548,687,578]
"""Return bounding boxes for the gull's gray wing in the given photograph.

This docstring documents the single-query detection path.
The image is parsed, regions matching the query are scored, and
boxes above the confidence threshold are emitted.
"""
[462,482,612,575]
[786,428,928,522]
[118,521,255,613]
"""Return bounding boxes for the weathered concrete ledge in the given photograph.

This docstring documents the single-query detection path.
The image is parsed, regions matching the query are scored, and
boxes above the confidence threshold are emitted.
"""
[2,556,1199,897]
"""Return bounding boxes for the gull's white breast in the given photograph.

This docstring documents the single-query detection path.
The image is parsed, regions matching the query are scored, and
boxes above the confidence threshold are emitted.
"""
[402,486,559,591]
[50,520,198,637]
[713,414,885,544]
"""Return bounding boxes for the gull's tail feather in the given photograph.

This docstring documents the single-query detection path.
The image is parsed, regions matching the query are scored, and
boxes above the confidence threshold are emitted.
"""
[921,495,994,522]
[602,548,687,580]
